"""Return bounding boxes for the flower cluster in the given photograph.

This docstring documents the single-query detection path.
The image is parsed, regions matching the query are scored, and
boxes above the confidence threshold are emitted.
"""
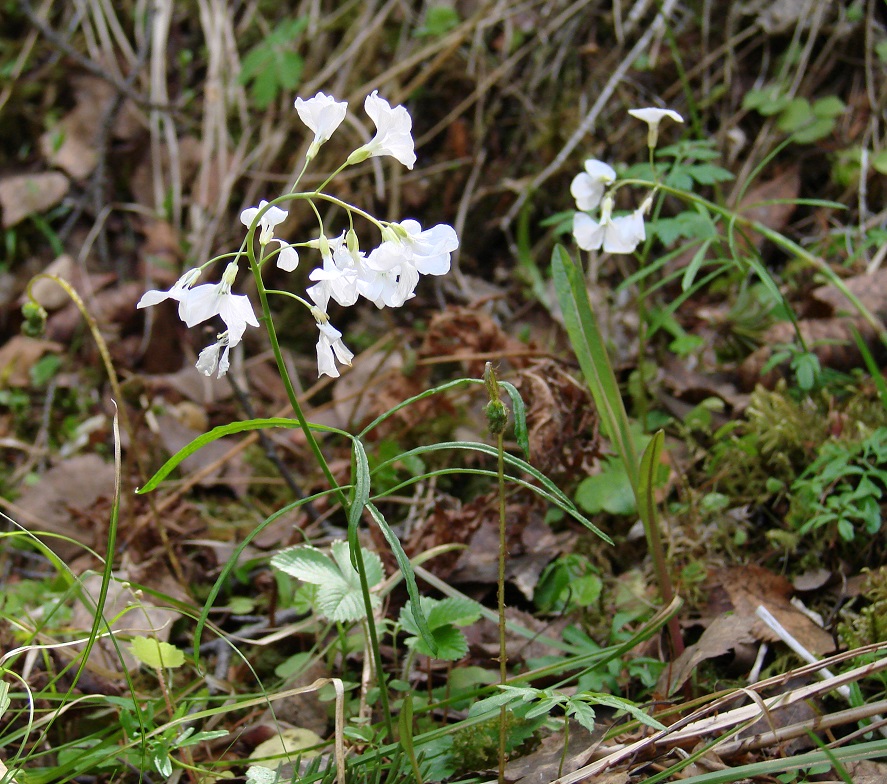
[571,107,682,255]
[138,91,458,380]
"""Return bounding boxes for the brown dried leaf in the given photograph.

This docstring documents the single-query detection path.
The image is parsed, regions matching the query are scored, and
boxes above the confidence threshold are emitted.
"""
[0,336,63,388]
[0,172,69,228]
[505,723,604,784]
[39,75,141,180]
[734,166,800,250]
[659,613,758,695]
[720,564,834,655]
[28,255,83,311]
[68,573,181,677]
[13,454,116,559]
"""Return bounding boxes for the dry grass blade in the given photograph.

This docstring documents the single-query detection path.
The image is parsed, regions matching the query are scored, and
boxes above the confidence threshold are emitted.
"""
[560,643,887,782]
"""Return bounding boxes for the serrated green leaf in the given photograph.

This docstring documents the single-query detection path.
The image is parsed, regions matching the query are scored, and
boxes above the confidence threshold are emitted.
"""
[580,692,666,730]
[331,540,385,587]
[427,596,482,628]
[566,699,597,732]
[316,582,380,622]
[271,545,343,586]
[130,636,185,669]
[406,624,469,660]
[687,163,734,185]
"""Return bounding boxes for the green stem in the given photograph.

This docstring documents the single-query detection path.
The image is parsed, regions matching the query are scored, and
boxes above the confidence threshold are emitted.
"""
[247,238,394,740]
[496,428,507,784]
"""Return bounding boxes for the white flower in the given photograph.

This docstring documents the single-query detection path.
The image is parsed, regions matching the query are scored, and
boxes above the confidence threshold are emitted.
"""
[347,91,416,169]
[307,234,360,310]
[573,195,645,254]
[272,239,299,272]
[137,268,201,320]
[570,160,616,211]
[388,219,458,276]
[294,92,348,160]
[313,312,354,378]
[628,107,683,148]
[358,255,420,309]
[240,200,288,245]
[179,261,259,345]
[196,331,233,378]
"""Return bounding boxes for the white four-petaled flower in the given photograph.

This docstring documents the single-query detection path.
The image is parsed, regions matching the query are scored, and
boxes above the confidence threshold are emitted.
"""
[294,92,348,160]
[573,195,645,254]
[349,91,416,169]
[628,107,683,148]
[196,331,233,379]
[240,200,288,246]
[179,261,260,347]
[570,159,616,212]
[137,268,202,321]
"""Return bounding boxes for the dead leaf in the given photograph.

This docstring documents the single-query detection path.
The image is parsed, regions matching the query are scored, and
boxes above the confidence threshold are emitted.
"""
[733,166,800,251]
[659,614,758,695]
[842,759,887,783]
[0,336,63,388]
[504,722,604,784]
[28,255,82,311]
[39,74,142,180]
[0,172,69,228]
[154,413,251,496]
[719,564,834,655]
[13,454,116,559]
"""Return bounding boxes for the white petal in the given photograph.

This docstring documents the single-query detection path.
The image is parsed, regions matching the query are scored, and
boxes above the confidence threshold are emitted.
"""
[628,107,683,126]
[275,240,300,272]
[363,90,416,169]
[572,212,604,251]
[295,92,348,146]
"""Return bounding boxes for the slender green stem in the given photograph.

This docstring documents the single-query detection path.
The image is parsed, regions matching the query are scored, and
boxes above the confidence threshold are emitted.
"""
[496,428,507,784]
[246,233,394,741]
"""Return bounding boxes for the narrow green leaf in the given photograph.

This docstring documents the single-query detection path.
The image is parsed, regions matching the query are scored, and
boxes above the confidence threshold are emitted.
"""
[637,430,664,536]
[499,380,530,459]
[138,418,324,493]
[347,438,372,572]
[681,237,714,291]
[367,502,438,655]
[399,691,424,784]
[552,245,637,490]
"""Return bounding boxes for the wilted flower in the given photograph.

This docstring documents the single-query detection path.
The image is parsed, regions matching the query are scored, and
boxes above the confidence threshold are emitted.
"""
[628,107,683,148]
[313,309,354,378]
[240,200,288,245]
[196,331,233,378]
[570,159,616,212]
[347,91,416,169]
[294,92,348,160]
[573,195,645,254]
